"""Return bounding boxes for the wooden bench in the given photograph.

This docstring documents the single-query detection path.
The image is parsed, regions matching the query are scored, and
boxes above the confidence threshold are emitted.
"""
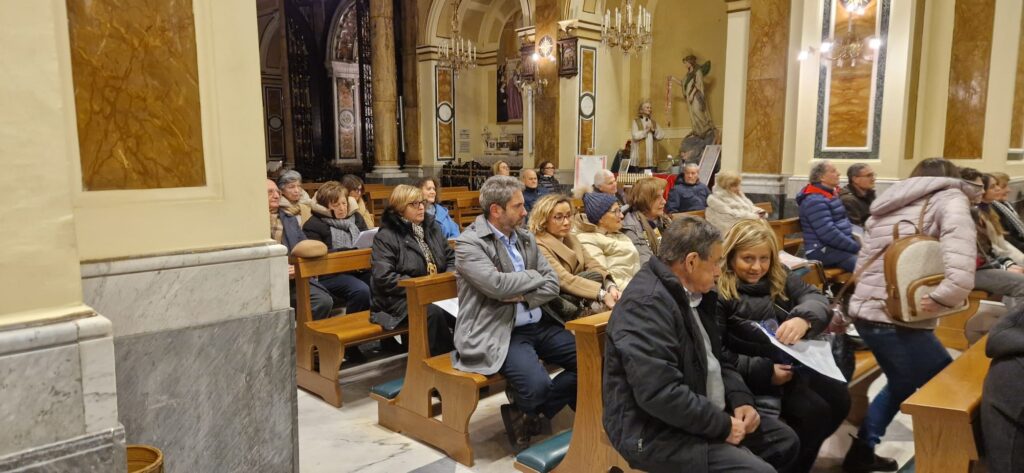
[439,190,482,229]
[901,335,991,473]
[671,202,773,226]
[372,272,506,466]
[768,217,805,255]
[292,248,407,407]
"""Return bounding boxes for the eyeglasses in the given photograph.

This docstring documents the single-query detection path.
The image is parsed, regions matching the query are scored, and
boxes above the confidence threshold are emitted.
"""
[550,213,572,222]
[407,200,428,208]
[609,207,623,215]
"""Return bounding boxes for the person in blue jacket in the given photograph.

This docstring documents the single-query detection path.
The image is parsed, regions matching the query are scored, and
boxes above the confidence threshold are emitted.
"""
[795,160,860,272]
[521,169,550,213]
[418,177,460,239]
[666,163,710,213]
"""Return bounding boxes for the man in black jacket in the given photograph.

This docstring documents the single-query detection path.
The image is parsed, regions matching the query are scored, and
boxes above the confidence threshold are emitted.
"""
[603,216,799,473]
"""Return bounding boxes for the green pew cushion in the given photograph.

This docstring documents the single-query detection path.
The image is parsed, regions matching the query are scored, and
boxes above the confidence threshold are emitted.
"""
[369,378,403,400]
[514,430,572,473]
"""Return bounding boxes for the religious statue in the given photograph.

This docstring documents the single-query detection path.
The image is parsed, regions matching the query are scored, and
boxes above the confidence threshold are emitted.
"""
[630,100,665,170]
[667,55,719,164]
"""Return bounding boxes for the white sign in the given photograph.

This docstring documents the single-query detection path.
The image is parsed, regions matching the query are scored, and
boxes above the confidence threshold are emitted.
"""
[573,155,608,191]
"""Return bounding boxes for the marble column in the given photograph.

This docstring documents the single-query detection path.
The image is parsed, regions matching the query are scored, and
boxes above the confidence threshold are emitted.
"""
[742,0,790,175]
[400,0,421,169]
[367,0,408,180]
[533,0,560,166]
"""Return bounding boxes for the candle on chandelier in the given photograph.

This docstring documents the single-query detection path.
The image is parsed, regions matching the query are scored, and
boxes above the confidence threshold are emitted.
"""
[627,3,632,25]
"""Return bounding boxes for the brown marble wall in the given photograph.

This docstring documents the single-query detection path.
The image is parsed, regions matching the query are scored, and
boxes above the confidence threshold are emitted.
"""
[578,47,596,154]
[67,0,206,190]
[400,0,422,165]
[1010,10,1024,151]
[370,0,399,168]
[943,0,995,159]
[825,0,877,148]
[534,0,560,165]
[742,0,790,174]
[435,67,454,159]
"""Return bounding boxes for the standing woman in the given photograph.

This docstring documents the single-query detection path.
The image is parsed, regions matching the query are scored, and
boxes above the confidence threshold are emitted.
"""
[418,177,460,238]
[621,177,670,265]
[537,160,560,194]
[843,158,981,472]
[717,219,848,473]
[370,185,456,356]
[341,174,375,228]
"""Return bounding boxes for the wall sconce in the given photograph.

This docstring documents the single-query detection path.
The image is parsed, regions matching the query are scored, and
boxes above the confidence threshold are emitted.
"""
[532,35,556,62]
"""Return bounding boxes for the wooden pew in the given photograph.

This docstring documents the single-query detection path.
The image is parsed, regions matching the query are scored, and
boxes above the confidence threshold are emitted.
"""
[901,335,991,473]
[671,209,706,219]
[292,249,407,407]
[372,272,506,466]
[769,217,804,255]
[671,202,773,225]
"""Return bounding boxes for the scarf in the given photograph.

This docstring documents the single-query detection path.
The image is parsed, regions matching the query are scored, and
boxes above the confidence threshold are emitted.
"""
[407,219,437,273]
[994,201,1024,240]
[270,212,284,243]
[323,216,360,250]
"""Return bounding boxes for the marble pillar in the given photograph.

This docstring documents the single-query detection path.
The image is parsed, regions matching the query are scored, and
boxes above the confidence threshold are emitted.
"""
[400,0,421,167]
[742,0,790,174]
[943,0,996,159]
[367,0,407,180]
[534,0,560,167]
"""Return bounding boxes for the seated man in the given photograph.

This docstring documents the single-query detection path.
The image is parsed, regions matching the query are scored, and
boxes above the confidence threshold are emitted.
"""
[452,176,571,451]
[268,179,333,321]
[521,168,550,213]
[593,169,626,205]
[604,216,799,473]
[796,160,860,272]
[839,163,876,227]
[667,163,710,213]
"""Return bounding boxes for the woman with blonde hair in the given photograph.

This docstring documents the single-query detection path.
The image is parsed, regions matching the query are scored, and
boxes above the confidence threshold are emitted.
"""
[530,194,620,320]
[716,219,847,473]
[370,185,456,355]
[621,177,669,264]
[705,170,767,234]
[492,160,511,177]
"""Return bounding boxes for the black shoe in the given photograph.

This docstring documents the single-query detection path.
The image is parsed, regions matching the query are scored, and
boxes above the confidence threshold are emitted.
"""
[527,414,552,436]
[344,346,367,364]
[843,435,898,472]
[500,404,531,452]
[505,385,517,405]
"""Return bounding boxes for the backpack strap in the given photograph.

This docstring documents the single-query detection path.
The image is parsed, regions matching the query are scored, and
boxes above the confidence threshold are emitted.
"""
[917,194,933,234]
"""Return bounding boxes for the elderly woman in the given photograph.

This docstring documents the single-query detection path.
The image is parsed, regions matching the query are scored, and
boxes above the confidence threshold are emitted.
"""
[622,177,670,265]
[370,185,456,356]
[277,170,328,224]
[530,194,620,320]
[796,160,860,273]
[537,160,560,194]
[492,160,511,177]
[705,170,767,234]
[304,181,361,251]
[341,174,375,228]
[417,177,459,238]
[575,192,641,289]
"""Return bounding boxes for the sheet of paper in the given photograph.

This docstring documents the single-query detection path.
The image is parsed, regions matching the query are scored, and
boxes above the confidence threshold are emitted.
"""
[353,227,379,249]
[777,251,809,270]
[431,297,460,318]
[757,325,847,382]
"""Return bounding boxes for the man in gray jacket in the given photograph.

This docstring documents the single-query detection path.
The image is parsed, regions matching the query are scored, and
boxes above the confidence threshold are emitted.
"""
[452,176,570,451]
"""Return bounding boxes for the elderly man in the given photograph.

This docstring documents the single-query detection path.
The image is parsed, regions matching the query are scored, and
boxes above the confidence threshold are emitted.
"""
[839,163,877,227]
[593,169,626,204]
[520,168,549,213]
[604,216,799,473]
[796,160,860,272]
[268,179,333,321]
[667,163,710,213]
[452,176,570,451]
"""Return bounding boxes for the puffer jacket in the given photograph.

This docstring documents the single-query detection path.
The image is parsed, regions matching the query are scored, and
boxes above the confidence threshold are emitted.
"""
[849,177,981,328]
[795,183,860,257]
[574,216,641,289]
[705,187,763,234]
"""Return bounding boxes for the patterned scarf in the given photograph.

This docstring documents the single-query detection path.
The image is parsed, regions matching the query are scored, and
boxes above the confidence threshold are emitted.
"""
[270,212,284,243]
[994,201,1024,240]
[322,216,360,249]
[408,220,436,270]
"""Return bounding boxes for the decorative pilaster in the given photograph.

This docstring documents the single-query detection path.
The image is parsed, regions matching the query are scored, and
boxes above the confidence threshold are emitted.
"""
[534,0,560,165]
[367,0,407,179]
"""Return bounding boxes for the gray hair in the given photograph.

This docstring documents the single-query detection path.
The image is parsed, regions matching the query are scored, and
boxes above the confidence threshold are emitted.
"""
[480,175,525,217]
[808,160,833,184]
[683,162,700,171]
[847,163,869,182]
[277,170,302,189]
[658,216,722,264]
[593,169,613,187]
[520,168,537,180]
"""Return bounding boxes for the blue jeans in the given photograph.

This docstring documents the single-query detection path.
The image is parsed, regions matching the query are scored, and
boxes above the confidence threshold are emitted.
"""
[500,318,577,418]
[854,320,952,446]
[319,271,371,314]
[814,247,858,273]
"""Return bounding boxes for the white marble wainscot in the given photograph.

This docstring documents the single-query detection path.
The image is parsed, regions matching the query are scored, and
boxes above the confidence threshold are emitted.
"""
[0,310,126,472]
[81,242,297,472]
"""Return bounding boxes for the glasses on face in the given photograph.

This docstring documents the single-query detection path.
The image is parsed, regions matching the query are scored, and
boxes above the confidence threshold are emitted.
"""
[407,200,428,209]
[609,207,623,216]
[550,213,572,222]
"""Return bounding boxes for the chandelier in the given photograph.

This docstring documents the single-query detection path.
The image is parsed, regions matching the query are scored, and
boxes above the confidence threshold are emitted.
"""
[798,0,881,68]
[438,0,477,76]
[601,0,651,55]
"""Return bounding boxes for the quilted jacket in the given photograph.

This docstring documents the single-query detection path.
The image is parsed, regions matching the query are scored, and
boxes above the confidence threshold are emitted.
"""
[795,183,860,257]
[705,187,763,234]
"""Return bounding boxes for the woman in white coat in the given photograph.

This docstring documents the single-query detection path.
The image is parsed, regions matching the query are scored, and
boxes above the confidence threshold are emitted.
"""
[705,171,767,234]
[575,192,641,289]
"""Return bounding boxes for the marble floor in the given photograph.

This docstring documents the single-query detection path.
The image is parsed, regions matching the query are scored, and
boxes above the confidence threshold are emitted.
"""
[298,343,920,473]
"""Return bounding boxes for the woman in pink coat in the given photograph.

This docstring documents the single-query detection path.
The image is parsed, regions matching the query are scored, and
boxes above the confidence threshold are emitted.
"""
[843,158,982,472]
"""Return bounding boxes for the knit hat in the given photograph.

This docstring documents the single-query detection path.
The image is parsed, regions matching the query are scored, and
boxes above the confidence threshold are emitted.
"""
[583,192,618,225]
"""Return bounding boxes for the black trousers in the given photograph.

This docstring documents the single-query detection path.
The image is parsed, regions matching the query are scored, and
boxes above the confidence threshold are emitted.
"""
[639,416,800,473]
[982,357,1024,473]
[780,369,851,472]
[398,305,455,357]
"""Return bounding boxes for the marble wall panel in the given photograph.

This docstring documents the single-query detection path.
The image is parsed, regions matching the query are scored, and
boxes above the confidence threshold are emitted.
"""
[743,0,790,174]
[0,345,84,457]
[66,0,206,190]
[435,66,454,159]
[825,0,878,148]
[943,0,996,159]
[578,46,596,155]
[0,428,126,473]
[114,309,296,473]
[535,0,560,165]
[1010,9,1024,157]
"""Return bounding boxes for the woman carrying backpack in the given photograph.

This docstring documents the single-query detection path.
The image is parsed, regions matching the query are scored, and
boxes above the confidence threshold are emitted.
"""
[842,158,982,472]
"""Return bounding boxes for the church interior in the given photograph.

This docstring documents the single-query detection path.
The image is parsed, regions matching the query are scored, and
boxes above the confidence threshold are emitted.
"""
[4,0,1024,471]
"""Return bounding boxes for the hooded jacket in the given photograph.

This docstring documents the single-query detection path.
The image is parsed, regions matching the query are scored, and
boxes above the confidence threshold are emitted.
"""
[796,182,860,257]
[574,216,641,289]
[849,177,981,328]
[705,187,763,234]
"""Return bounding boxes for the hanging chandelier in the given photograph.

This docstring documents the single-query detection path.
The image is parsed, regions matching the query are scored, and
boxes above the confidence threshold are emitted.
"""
[438,0,477,76]
[798,0,881,68]
[600,0,652,55]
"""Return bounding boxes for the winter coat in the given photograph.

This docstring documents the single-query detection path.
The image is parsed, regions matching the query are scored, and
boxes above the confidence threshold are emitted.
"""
[716,274,831,392]
[796,183,860,258]
[574,216,641,289]
[604,258,755,471]
[666,180,710,213]
[430,202,461,239]
[850,177,981,328]
[451,215,560,375]
[370,210,455,330]
[982,305,1024,473]
[979,204,1024,265]
[523,186,550,212]
[705,187,763,234]
[992,200,1024,250]
[839,184,876,227]
[621,210,668,265]
[538,175,561,195]
[536,231,610,300]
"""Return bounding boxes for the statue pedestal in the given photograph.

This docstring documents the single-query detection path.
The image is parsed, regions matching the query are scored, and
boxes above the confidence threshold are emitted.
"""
[366,165,409,184]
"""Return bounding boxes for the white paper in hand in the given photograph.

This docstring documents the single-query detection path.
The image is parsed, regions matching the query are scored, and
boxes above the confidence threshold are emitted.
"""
[354,227,379,249]
[757,324,847,382]
[431,297,460,318]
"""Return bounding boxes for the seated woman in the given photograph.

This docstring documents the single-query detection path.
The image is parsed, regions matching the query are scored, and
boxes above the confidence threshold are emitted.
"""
[417,177,459,238]
[277,170,327,224]
[621,177,670,265]
[370,185,456,356]
[537,160,561,194]
[492,160,511,176]
[530,194,620,320]
[575,192,641,289]
[705,170,767,234]
[977,172,1024,262]
[982,303,1024,473]
[716,219,849,473]
[304,181,361,250]
[989,172,1024,250]
[961,169,1024,306]
[341,174,375,228]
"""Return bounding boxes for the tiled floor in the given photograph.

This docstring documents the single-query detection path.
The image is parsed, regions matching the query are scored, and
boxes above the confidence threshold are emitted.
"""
[298,346,918,473]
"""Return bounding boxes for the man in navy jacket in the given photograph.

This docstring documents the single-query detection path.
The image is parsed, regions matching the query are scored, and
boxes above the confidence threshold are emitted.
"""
[796,161,860,272]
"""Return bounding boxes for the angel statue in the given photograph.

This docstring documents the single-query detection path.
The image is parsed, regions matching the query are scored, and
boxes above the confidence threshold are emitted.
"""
[667,55,719,164]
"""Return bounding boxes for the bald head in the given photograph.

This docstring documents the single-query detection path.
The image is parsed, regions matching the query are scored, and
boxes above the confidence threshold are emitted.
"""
[521,169,538,189]
[267,179,280,213]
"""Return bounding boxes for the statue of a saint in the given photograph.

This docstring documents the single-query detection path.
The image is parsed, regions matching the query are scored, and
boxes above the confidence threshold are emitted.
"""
[630,100,665,170]
[668,55,719,164]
